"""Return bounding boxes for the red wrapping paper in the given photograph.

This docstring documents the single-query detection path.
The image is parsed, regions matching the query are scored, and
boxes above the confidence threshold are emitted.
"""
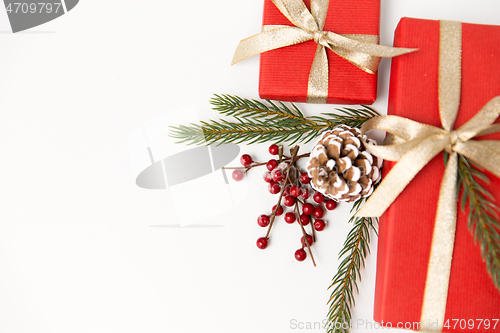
[259,0,380,105]
[374,17,500,332]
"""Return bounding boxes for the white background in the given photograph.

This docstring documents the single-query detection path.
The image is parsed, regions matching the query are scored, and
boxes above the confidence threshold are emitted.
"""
[0,1,499,332]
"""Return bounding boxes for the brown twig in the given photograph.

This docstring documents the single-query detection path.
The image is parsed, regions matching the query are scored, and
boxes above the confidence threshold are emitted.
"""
[265,186,286,239]
[295,203,316,267]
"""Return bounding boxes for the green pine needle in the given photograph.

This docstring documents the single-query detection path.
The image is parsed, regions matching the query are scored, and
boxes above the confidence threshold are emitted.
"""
[326,199,378,333]
[168,94,380,146]
[210,94,310,126]
[457,154,500,290]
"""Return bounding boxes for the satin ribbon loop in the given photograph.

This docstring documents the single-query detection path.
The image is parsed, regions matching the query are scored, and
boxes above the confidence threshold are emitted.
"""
[361,115,444,142]
[232,0,417,101]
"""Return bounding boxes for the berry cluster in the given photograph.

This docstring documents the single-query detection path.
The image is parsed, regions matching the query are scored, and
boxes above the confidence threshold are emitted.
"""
[228,144,338,265]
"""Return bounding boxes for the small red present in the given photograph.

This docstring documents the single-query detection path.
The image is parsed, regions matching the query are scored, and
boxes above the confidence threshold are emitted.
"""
[260,0,379,104]
[232,0,415,105]
[372,17,500,332]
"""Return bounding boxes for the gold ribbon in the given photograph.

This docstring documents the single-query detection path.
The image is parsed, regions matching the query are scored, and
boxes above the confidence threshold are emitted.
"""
[232,0,417,103]
[356,20,500,331]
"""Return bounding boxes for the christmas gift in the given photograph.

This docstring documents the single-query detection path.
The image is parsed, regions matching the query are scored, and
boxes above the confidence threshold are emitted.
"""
[232,0,415,104]
[358,18,500,332]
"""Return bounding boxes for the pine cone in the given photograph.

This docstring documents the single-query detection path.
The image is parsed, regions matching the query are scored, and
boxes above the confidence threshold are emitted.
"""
[306,125,382,203]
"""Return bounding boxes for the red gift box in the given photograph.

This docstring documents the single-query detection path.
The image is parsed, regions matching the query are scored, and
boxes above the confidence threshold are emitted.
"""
[374,17,500,332]
[259,0,380,104]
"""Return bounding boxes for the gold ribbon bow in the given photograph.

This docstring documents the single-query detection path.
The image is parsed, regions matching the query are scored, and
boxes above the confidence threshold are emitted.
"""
[357,20,500,331]
[232,0,416,103]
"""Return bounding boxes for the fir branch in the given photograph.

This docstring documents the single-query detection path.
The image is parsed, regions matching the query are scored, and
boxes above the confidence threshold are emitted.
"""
[326,199,378,333]
[457,154,500,290]
[210,94,313,126]
[169,119,286,146]
[169,95,380,145]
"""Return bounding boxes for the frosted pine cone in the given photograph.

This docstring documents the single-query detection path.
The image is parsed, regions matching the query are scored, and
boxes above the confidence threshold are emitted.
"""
[306,125,382,203]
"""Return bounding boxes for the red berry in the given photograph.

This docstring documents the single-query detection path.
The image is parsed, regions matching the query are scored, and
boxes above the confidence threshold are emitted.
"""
[289,185,302,198]
[267,159,279,171]
[314,219,326,231]
[284,212,296,224]
[313,207,325,219]
[268,182,281,194]
[300,172,310,184]
[301,188,310,200]
[256,237,268,249]
[283,195,296,207]
[302,203,315,215]
[263,171,272,183]
[301,234,314,246]
[313,192,325,203]
[272,169,284,182]
[269,144,279,155]
[232,169,244,182]
[257,214,270,227]
[300,214,310,226]
[240,154,253,167]
[295,248,307,261]
[325,200,338,211]
[272,205,284,216]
